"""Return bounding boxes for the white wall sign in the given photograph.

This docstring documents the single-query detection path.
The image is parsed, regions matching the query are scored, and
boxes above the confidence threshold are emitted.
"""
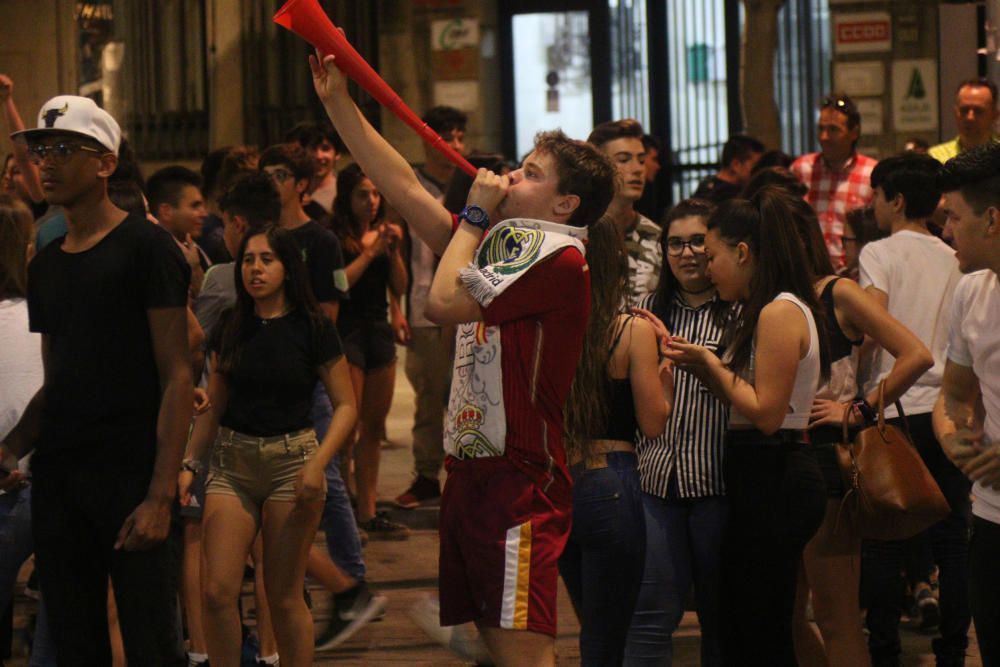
[892,59,939,132]
[434,80,480,112]
[834,61,885,97]
[431,19,480,51]
[856,98,884,135]
[833,12,892,54]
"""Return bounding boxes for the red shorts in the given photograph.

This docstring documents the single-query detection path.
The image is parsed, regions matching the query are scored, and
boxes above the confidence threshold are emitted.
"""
[438,456,572,637]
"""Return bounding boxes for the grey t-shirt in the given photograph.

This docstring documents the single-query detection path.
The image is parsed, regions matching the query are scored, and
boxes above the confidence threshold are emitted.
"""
[193,262,236,343]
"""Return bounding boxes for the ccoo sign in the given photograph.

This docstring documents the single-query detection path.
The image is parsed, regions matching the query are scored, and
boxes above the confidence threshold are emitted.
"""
[833,12,892,54]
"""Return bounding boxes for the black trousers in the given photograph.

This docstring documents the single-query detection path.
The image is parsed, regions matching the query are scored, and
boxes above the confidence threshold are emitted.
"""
[31,457,184,667]
[719,434,827,666]
[862,413,971,667]
[970,516,1000,667]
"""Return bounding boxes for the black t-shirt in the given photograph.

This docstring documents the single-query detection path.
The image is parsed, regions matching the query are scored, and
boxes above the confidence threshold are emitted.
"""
[692,175,742,203]
[26,213,190,461]
[290,221,348,304]
[210,310,342,436]
[339,246,390,332]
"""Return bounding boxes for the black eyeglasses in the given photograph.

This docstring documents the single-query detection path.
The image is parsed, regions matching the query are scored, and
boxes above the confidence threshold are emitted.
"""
[665,235,706,256]
[26,142,103,165]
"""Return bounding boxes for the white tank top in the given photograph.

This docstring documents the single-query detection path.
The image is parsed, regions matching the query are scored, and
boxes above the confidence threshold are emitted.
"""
[729,292,821,430]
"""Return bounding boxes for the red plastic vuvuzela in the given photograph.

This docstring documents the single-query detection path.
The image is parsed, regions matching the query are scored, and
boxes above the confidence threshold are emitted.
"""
[273,0,477,177]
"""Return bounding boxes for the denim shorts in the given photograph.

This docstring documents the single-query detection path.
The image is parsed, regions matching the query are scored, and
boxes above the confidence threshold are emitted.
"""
[206,427,322,507]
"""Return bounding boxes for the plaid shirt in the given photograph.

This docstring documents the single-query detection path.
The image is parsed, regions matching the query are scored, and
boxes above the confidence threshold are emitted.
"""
[791,151,877,270]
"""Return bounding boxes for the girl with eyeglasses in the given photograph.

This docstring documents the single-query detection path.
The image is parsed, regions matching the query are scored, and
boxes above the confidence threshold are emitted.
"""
[661,187,831,664]
[625,199,731,665]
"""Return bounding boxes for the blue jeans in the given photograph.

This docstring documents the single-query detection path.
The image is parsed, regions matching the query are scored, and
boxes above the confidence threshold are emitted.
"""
[310,383,366,581]
[625,493,727,666]
[559,452,646,667]
[0,487,56,666]
[862,413,971,666]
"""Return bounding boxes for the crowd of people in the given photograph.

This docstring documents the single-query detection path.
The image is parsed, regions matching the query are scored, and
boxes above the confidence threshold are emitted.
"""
[0,52,998,667]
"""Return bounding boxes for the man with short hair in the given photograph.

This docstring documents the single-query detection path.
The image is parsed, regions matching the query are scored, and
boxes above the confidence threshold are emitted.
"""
[147,165,211,294]
[394,105,466,510]
[860,153,970,667]
[929,79,1000,164]
[285,121,342,216]
[693,133,765,203]
[0,95,192,665]
[311,52,615,666]
[588,118,662,303]
[635,133,663,221]
[791,93,878,270]
[934,143,1000,667]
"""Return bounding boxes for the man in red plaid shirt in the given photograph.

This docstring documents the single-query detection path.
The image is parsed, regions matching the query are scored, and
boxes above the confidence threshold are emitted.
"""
[791,93,877,271]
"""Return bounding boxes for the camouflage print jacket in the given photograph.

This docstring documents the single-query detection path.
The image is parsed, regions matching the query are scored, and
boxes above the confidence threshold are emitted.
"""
[625,213,662,304]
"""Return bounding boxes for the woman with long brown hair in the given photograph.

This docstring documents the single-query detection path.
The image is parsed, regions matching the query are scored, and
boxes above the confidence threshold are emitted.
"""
[663,187,830,663]
[748,183,932,667]
[329,163,409,539]
[560,216,673,666]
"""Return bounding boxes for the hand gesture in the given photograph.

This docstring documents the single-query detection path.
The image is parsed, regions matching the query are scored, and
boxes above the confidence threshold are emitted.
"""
[308,48,347,104]
[193,387,211,415]
[940,428,984,469]
[177,234,201,268]
[0,75,12,102]
[631,307,670,357]
[809,399,855,428]
[391,305,411,345]
[295,460,326,507]
[384,221,404,251]
[361,226,390,258]
[662,335,710,367]
[0,469,27,493]
[465,169,509,222]
[114,497,171,551]
[959,440,1000,489]
[178,470,195,507]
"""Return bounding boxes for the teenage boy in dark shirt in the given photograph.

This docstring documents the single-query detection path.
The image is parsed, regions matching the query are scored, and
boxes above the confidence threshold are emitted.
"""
[1,95,192,665]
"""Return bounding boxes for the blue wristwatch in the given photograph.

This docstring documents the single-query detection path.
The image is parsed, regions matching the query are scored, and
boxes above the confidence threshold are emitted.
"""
[459,205,489,231]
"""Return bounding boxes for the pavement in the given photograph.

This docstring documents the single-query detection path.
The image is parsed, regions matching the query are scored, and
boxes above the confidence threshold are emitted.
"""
[5,351,984,665]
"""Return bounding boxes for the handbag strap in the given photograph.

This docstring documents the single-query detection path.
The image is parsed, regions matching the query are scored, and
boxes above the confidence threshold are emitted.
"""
[876,380,913,442]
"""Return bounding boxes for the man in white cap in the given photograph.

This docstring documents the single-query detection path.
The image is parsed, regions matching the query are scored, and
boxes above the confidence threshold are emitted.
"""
[0,95,192,665]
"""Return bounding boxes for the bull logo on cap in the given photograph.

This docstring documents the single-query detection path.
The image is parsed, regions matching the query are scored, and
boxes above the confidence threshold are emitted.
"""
[42,103,69,128]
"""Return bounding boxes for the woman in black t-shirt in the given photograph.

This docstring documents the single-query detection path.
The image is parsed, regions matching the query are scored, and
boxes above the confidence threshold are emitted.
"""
[331,164,408,537]
[179,226,357,667]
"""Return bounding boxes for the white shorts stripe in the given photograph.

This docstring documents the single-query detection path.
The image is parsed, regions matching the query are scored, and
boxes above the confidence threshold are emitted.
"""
[500,523,523,629]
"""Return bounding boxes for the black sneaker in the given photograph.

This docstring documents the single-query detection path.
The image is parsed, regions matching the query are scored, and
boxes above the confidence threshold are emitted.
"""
[393,475,441,509]
[359,511,410,541]
[314,583,388,651]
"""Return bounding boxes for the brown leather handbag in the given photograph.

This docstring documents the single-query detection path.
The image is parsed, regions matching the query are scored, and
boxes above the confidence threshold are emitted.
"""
[835,381,950,540]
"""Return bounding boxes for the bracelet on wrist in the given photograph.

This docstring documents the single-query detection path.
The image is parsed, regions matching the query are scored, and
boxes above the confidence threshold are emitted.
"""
[181,459,203,475]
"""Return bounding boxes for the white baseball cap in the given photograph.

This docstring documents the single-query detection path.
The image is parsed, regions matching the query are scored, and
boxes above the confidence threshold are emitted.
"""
[11,95,121,155]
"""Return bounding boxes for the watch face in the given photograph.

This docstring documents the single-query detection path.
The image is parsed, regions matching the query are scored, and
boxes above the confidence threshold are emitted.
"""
[464,206,487,225]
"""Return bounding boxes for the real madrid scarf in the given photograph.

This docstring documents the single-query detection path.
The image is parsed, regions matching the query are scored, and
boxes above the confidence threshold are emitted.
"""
[460,218,588,307]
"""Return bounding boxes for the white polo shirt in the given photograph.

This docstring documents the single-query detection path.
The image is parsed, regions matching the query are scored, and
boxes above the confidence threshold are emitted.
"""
[947,269,1000,525]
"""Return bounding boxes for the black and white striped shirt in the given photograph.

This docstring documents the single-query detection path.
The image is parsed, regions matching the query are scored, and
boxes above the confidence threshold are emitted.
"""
[637,292,729,498]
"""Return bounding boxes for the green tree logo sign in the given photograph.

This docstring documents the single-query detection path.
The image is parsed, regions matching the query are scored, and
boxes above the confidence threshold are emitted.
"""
[906,68,926,100]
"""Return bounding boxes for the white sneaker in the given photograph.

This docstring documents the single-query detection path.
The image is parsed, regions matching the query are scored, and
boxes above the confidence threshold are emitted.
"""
[407,596,494,665]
